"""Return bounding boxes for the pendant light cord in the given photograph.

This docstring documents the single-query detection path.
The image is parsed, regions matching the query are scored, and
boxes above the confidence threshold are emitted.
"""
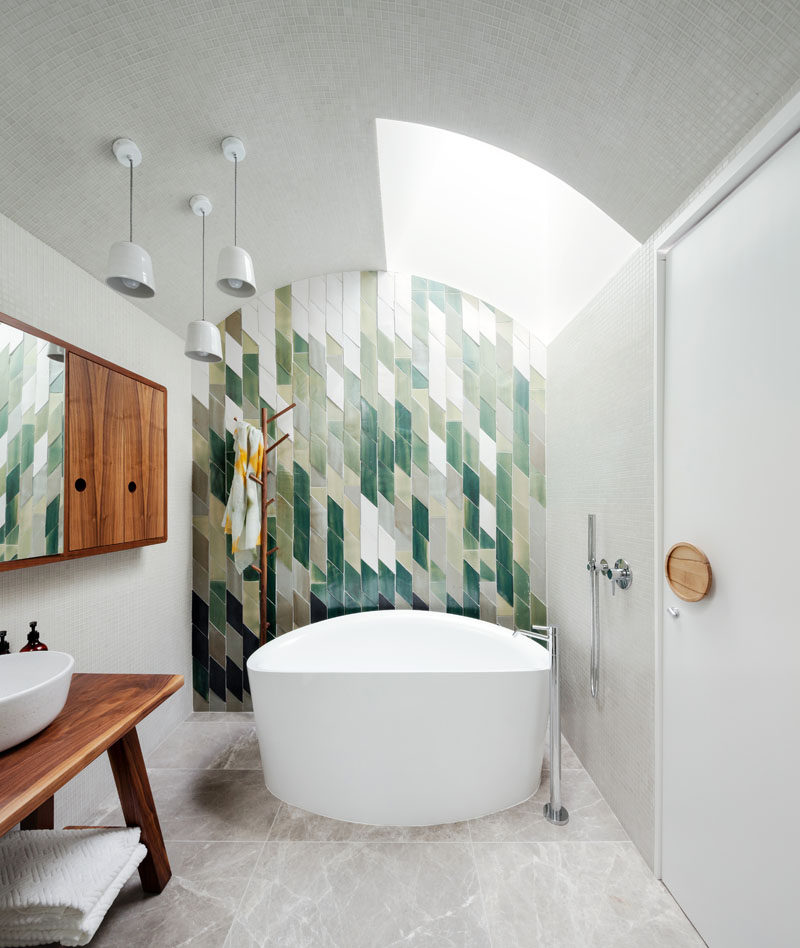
[128,158,134,243]
[233,154,238,246]
[201,209,206,321]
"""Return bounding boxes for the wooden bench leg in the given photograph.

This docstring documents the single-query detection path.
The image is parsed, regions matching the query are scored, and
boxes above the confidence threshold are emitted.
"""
[20,795,54,830]
[107,727,171,893]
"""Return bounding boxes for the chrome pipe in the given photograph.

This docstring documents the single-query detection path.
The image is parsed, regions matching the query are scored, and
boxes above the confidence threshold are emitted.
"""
[513,624,569,825]
[587,513,599,698]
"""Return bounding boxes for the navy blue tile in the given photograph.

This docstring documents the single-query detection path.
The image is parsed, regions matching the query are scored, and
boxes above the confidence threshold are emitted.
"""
[191,592,209,633]
[226,591,243,634]
[226,657,243,702]
[310,592,328,623]
[378,594,395,610]
[191,623,208,666]
[412,594,429,610]
[209,658,226,701]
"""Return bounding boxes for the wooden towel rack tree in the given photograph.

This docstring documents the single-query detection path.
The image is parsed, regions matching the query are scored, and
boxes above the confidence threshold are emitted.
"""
[236,402,295,645]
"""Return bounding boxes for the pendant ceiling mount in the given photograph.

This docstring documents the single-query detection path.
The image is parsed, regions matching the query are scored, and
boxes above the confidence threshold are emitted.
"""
[216,136,257,298]
[105,137,156,299]
[185,193,222,363]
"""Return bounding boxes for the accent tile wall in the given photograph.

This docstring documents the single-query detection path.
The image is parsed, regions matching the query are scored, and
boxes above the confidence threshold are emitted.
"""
[191,272,547,710]
[0,327,64,560]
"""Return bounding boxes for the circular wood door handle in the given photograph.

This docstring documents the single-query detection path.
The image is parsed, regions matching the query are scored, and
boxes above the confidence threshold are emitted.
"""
[74,477,86,492]
[665,542,712,602]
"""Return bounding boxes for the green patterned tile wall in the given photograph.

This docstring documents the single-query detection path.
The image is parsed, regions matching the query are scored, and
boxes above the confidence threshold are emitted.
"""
[0,326,64,561]
[191,273,546,710]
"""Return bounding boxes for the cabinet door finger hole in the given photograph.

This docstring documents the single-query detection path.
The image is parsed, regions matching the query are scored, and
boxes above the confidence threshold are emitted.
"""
[128,481,137,493]
[75,477,86,492]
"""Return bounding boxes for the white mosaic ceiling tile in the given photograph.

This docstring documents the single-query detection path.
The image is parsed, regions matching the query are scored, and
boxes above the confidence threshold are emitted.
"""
[2,1,798,340]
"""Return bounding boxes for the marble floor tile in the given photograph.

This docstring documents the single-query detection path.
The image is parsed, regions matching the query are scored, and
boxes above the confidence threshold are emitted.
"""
[186,711,255,722]
[225,841,492,948]
[91,840,262,948]
[541,733,584,772]
[148,721,262,770]
[268,801,471,841]
[473,841,704,948]
[468,768,628,843]
[90,769,281,842]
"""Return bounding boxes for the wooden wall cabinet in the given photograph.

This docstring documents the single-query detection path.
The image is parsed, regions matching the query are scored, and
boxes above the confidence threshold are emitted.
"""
[67,354,166,553]
[0,312,167,571]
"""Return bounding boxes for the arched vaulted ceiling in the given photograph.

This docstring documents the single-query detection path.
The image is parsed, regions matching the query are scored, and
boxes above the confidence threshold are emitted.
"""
[1,1,799,338]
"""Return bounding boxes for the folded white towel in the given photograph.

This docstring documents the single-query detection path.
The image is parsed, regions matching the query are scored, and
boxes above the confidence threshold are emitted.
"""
[0,828,147,946]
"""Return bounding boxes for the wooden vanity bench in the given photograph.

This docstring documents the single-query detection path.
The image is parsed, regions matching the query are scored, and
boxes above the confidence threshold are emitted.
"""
[0,673,183,893]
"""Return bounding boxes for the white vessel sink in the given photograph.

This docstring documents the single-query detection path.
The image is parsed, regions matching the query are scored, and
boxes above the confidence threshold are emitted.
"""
[0,652,74,753]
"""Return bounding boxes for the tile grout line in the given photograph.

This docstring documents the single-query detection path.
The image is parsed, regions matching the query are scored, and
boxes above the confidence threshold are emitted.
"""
[467,815,495,948]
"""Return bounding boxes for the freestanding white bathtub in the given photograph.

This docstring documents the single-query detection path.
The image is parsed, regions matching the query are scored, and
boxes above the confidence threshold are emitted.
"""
[247,610,550,825]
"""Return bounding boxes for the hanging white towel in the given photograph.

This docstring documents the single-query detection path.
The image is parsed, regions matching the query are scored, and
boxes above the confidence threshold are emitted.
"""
[222,421,264,573]
[0,827,146,946]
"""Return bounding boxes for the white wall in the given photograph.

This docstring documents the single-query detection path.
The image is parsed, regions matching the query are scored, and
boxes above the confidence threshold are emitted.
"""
[0,210,193,825]
[547,238,657,864]
[546,79,800,869]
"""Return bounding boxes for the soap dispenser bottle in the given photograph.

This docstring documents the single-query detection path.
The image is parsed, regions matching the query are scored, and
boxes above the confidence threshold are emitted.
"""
[20,621,48,652]
[0,631,9,655]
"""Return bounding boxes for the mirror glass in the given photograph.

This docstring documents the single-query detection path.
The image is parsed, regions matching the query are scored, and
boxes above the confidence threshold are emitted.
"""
[0,323,65,561]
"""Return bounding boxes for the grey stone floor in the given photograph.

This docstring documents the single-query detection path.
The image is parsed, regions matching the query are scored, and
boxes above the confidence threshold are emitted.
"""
[80,713,703,947]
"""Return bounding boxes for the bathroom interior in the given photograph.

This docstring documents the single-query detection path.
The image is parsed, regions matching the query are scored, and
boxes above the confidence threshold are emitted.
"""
[0,2,798,946]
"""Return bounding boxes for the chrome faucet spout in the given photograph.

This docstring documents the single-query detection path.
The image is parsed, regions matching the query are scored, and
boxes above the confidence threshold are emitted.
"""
[513,624,569,826]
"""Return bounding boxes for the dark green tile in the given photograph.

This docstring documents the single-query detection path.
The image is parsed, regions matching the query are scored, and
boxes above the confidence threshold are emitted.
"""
[464,560,480,604]
[327,563,344,605]
[361,397,378,442]
[412,496,429,538]
[277,364,292,386]
[193,659,209,702]
[5,464,19,501]
[497,563,514,606]
[225,367,242,406]
[293,331,308,355]
[395,436,411,476]
[293,462,310,501]
[497,462,513,507]
[327,497,343,538]
[361,560,378,608]
[345,561,361,600]
[496,529,513,573]
[327,529,344,574]
[243,366,259,408]
[20,424,34,470]
[515,597,531,632]
[395,402,412,441]
[446,594,463,615]
[378,461,394,503]
[396,560,412,605]
[463,464,480,507]
[45,495,59,536]
[480,527,496,550]
[513,561,530,603]
[293,495,310,540]
[209,429,226,471]
[360,440,377,505]
[379,561,395,604]
[378,431,394,469]
[276,332,292,373]
[480,559,495,581]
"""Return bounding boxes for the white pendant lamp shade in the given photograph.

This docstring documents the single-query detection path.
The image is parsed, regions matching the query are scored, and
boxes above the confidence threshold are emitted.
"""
[216,244,256,297]
[106,139,156,298]
[185,194,222,363]
[217,137,257,298]
[106,240,156,298]
[185,319,222,362]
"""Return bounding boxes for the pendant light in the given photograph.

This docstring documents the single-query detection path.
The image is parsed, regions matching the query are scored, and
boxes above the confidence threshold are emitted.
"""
[185,195,223,362]
[105,139,156,298]
[216,136,257,297]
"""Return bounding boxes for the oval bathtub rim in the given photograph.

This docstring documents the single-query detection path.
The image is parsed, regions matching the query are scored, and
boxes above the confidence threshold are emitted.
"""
[246,610,551,675]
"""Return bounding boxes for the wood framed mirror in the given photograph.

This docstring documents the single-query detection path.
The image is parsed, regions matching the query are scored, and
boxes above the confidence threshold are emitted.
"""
[0,311,167,572]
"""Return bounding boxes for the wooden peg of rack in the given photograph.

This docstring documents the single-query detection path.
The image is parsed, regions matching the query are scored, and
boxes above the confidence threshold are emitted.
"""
[265,432,290,455]
[265,403,296,425]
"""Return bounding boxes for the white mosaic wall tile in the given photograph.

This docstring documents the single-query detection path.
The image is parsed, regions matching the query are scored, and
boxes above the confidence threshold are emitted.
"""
[0,209,193,826]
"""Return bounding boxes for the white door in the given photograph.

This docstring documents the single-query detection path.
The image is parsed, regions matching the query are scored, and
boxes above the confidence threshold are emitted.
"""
[662,129,800,947]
